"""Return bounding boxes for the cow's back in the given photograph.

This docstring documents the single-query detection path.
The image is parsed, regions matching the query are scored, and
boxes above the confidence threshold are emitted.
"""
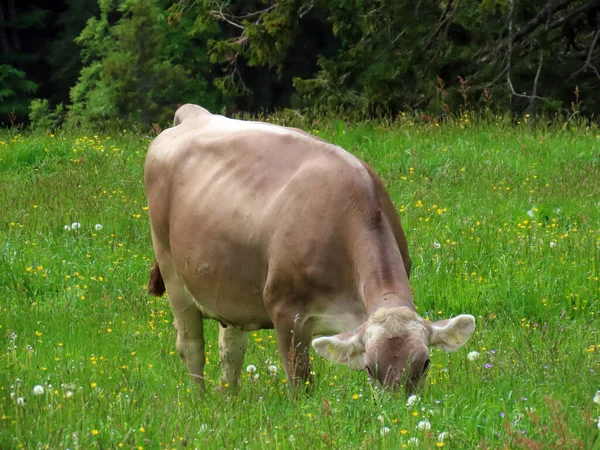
[145,105,394,326]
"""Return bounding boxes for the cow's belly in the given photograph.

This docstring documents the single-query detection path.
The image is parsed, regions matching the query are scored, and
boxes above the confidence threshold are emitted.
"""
[169,232,272,328]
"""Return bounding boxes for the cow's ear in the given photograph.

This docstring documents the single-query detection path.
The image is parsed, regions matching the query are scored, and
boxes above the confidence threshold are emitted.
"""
[425,315,476,351]
[312,331,365,370]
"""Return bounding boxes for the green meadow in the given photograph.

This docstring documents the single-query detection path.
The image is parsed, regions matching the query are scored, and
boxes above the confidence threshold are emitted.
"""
[1,115,599,449]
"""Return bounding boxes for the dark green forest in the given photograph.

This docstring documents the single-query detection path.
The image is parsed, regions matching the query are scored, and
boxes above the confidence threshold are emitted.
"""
[1,0,600,127]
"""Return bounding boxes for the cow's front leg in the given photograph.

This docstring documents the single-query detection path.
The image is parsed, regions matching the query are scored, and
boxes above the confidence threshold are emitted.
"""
[273,311,313,389]
[218,324,248,388]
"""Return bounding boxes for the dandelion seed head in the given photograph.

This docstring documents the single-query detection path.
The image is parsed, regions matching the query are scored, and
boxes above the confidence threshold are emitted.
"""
[407,394,418,406]
[380,427,390,436]
[417,420,431,431]
[64,225,71,231]
[32,385,44,395]
[246,364,257,374]
[95,224,103,231]
[438,431,448,442]
[467,351,480,361]
[594,391,600,404]
[267,365,278,374]
[17,397,25,406]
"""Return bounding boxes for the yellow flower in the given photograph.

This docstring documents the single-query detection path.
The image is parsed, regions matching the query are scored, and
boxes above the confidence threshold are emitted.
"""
[412,411,418,417]
[92,429,99,435]
[91,382,97,388]
[436,443,444,448]
[400,429,408,435]
[352,394,359,399]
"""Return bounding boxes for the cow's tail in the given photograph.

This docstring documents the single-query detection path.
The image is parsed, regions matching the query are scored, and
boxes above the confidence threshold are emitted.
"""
[148,260,166,297]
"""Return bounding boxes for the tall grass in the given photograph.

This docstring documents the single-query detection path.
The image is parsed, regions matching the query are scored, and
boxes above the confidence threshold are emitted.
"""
[1,116,599,449]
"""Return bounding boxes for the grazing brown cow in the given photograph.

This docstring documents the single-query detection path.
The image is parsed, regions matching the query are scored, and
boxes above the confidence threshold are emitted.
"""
[145,104,475,393]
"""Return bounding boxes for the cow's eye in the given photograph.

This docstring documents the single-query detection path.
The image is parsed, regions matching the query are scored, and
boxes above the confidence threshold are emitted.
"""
[365,365,375,378]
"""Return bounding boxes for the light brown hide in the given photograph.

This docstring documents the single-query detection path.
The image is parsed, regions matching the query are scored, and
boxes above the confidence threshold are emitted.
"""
[145,104,475,391]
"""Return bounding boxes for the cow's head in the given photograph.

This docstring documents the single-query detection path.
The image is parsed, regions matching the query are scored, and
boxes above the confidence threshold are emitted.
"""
[312,307,475,393]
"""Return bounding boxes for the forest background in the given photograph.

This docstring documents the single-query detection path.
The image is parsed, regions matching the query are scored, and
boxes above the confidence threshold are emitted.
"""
[1,0,600,128]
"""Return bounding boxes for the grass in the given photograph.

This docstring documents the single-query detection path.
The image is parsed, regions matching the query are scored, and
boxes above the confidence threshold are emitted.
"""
[1,115,599,449]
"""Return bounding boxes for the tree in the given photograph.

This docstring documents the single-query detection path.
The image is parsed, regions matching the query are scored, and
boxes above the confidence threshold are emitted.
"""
[71,0,220,125]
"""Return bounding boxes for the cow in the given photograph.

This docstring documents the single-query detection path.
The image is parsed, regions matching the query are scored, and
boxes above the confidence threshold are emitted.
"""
[145,104,476,393]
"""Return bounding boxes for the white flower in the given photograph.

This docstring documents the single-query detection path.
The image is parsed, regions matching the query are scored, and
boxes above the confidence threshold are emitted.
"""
[71,222,81,230]
[246,364,257,374]
[438,431,448,442]
[467,351,480,361]
[417,420,431,431]
[289,435,295,442]
[199,424,208,432]
[10,392,15,399]
[380,427,390,436]
[65,390,74,398]
[64,225,71,231]
[527,209,535,218]
[407,437,419,446]
[17,397,25,406]
[593,390,600,404]
[433,242,441,249]
[553,207,561,214]
[95,224,103,231]
[253,373,259,380]
[549,241,557,248]
[406,395,418,407]
[32,385,44,395]
[267,365,278,375]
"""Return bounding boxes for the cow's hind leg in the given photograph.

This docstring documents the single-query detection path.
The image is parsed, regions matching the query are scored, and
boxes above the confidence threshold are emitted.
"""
[218,325,248,388]
[152,241,206,386]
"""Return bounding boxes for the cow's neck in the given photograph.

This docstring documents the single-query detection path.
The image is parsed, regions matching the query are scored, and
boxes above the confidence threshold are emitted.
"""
[350,219,415,315]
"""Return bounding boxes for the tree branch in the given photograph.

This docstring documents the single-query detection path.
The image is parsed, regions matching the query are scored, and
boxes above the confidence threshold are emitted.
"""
[481,0,580,63]
[568,29,600,80]
[506,0,546,102]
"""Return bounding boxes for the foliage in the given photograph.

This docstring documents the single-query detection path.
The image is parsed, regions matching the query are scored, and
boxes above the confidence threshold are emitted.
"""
[0,65,37,123]
[28,99,66,131]
[181,0,600,116]
[1,118,600,447]
[70,0,220,126]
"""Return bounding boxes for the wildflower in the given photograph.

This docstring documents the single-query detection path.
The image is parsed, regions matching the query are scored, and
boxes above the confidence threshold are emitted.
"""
[66,391,74,398]
[417,420,431,431]
[92,429,99,435]
[253,374,259,380]
[433,242,441,249]
[17,397,25,406]
[289,435,295,442]
[381,427,390,436]
[438,431,448,441]
[500,412,505,418]
[352,393,359,399]
[407,437,419,446]
[550,241,557,248]
[527,209,535,218]
[95,224,103,231]
[199,424,208,432]
[64,225,71,231]
[593,390,600,404]
[407,395,418,406]
[246,364,257,374]
[467,351,480,361]
[32,385,44,395]
[377,415,384,423]
[267,365,278,375]
[71,222,81,230]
